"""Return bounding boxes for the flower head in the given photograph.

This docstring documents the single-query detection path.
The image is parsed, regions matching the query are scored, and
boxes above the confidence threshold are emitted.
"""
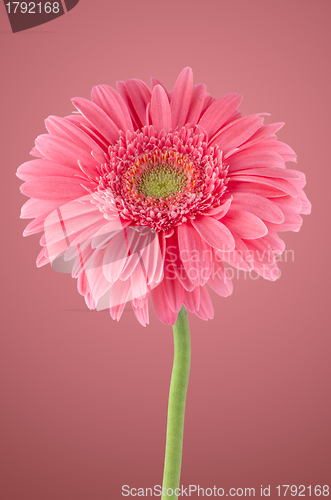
[17,68,311,325]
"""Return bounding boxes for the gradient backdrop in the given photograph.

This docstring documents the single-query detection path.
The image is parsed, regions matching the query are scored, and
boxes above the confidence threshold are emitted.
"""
[1,1,330,498]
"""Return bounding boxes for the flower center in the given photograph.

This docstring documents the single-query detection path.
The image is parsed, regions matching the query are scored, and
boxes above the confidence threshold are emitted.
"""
[137,163,187,199]
[95,126,229,232]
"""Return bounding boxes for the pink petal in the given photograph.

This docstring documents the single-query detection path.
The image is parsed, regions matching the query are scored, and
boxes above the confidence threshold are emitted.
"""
[119,230,150,281]
[20,177,89,201]
[72,244,95,278]
[45,115,105,156]
[109,302,127,322]
[150,85,172,133]
[218,234,253,271]
[164,234,195,292]
[261,230,285,254]
[222,208,268,239]
[17,160,81,181]
[21,198,65,219]
[145,102,151,126]
[222,109,242,128]
[35,135,98,174]
[130,264,150,301]
[286,170,306,189]
[151,282,178,325]
[233,122,284,154]
[65,114,109,152]
[77,270,95,308]
[90,226,123,250]
[207,261,233,297]
[198,94,242,139]
[42,236,70,266]
[44,210,105,250]
[23,212,52,236]
[244,239,275,265]
[85,249,112,302]
[91,85,134,133]
[200,94,216,116]
[229,167,301,179]
[151,77,169,96]
[71,97,120,145]
[117,79,151,128]
[227,149,285,173]
[183,287,200,312]
[132,298,149,327]
[228,180,289,198]
[228,175,298,197]
[231,193,285,223]
[186,84,207,126]
[191,215,235,251]
[67,219,109,250]
[177,223,212,287]
[36,247,50,268]
[203,198,232,219]
[162,273,184,314]
[172,265,195,292]
[210,115,264,154]
[109,279,131,308]
[120,229,162,288]
[271,195,302,213]
[266,212,303,232]
[262,138,297,162]
[138,231,164,285]
[195,286,214,320]
[252,261,280,281]
[170,67,193,129]
[30,146,42,157]
[298,191,311,215]
[103,230,135,282]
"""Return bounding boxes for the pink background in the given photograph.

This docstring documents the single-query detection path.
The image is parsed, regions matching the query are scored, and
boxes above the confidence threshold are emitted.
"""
[1,1,330,498]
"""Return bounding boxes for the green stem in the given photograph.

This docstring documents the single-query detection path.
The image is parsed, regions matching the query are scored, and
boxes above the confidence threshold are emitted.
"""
[161,306,191,500]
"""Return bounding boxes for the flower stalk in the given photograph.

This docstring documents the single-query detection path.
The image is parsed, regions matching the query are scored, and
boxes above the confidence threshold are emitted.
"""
[161,306,191,500]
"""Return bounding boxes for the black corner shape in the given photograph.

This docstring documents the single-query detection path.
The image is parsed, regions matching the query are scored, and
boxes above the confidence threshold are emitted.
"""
[64,0,79,12]
[3,0,79,33]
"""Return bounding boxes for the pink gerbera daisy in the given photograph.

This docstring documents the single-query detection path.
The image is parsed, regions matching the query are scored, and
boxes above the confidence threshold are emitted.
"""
[17,67,311,326]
